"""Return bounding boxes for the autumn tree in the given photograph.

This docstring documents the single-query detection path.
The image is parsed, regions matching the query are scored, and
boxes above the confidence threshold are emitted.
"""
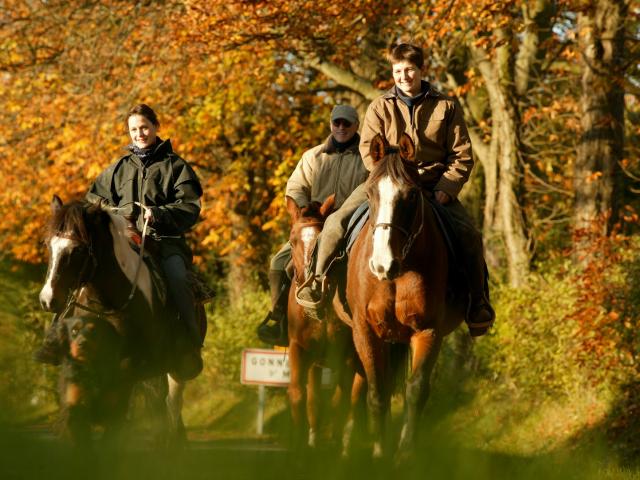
[574,0,629,236]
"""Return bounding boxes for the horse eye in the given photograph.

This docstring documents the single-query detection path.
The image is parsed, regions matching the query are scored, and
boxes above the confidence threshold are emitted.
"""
[71,327,79,337]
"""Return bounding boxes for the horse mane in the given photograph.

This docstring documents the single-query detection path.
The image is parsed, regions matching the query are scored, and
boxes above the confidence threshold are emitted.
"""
[45,200,93,244]
[45,199,119,246]
[365,152,421,194]
[299,202,324,222]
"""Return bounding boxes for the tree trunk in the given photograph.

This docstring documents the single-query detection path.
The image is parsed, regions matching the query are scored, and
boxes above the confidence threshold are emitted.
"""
[574,0,626,235]
[471,40,530,287]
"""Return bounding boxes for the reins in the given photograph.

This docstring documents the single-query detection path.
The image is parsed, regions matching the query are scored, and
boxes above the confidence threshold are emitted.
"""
[58,201,151,319]
[371,189,425,261]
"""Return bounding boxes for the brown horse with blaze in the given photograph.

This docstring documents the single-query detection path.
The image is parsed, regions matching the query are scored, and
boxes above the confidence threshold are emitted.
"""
[346,133,466,459]
[286,195,362,453]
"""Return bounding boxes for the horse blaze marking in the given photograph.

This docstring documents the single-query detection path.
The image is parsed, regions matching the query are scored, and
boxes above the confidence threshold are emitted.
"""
[371,176,397,278]
[41,236,76,305]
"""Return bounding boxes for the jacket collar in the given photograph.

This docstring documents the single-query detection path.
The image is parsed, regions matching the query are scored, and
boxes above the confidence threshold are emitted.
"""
[382,81,441,100]
[321,133,361,154]
[127,138,173,165]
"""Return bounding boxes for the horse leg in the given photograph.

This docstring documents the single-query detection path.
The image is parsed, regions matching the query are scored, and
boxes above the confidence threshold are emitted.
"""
[353,317,389,458]
[341,369,367,458]
[287,341,308,448]
[167,374,187,448]
[139,376,171,450]
[102,382,135,451]
[306,364,321,448]
[397,329,442,459]
[330,356,352,448]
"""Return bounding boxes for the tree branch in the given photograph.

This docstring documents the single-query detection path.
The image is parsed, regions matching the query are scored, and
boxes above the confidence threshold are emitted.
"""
[304,56,382,101]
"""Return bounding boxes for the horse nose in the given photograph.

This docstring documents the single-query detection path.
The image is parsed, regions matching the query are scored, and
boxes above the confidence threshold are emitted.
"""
[369,259,389,280]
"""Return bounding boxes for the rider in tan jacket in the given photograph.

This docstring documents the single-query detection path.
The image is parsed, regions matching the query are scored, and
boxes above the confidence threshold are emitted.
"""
[296,44,495,337]
[257,105,368,345]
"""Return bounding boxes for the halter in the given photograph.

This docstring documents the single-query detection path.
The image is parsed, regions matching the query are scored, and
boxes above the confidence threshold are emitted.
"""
[371,188,425,262]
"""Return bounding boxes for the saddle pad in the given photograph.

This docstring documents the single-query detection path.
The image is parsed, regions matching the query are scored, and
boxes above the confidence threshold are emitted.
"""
[428,198,462,269]
[345,201,370,253]
[343,197,464,277]
[127,240,168,306]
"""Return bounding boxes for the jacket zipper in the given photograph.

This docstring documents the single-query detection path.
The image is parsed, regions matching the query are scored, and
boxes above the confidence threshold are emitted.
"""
[333,152,344,202]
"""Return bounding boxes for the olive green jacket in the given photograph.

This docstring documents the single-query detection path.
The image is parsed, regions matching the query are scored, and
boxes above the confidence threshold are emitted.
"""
[360,86,474,199]
[86,139,202,261]
[286,134,368,210]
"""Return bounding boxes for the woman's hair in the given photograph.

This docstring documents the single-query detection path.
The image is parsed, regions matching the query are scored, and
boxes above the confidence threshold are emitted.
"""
[387,43,424,69]
[125,103,160,129]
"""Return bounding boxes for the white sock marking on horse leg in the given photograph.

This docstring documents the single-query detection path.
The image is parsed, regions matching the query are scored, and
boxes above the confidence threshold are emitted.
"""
[370,176,397,280]
[39,236,75,307]
[167,374,185,432]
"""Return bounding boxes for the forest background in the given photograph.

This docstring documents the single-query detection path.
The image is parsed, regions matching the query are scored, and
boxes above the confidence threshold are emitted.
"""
[0,0,639,476]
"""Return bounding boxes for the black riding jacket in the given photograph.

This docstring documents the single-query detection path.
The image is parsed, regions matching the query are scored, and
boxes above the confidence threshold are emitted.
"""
[86,139,202,261]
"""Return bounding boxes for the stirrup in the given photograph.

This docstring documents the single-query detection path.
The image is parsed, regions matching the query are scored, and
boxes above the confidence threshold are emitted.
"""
[257,311,288,346]
[294,275,327,309]
[467,300,495,337]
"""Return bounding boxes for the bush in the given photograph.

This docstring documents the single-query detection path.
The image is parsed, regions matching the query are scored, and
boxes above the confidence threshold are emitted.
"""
[202,289,271,388]
[475,233,640,401]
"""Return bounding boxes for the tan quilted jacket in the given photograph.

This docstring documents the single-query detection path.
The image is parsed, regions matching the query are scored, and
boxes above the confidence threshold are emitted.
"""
[359,86,474,198]
[286,135,368,210]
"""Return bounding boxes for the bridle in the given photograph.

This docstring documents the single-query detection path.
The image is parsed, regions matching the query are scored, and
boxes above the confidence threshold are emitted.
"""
[371,187,425,262]
[55,202,151,320]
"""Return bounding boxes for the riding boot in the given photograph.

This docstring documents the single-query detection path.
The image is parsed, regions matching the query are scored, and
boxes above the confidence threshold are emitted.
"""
[257,270,290,346]
[33,314,63,365]
[466,257,495,337]
[442,199,495,337]
[294,239,327,322]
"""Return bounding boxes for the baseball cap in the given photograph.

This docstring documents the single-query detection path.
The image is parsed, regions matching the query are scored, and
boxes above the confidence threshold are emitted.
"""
[331,105,358,124]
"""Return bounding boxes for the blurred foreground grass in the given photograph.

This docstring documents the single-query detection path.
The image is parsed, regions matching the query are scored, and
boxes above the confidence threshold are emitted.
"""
[0,259,638,479]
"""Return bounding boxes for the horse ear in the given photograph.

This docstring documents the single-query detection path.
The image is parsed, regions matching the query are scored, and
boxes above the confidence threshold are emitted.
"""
[398,133,415,161]
[51,195,63,213]
[369,134,386,164]
[319,194,335,219]
[286,196,301,224]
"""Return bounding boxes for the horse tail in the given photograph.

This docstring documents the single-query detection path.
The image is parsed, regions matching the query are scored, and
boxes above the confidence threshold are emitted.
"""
[389,342,410,395]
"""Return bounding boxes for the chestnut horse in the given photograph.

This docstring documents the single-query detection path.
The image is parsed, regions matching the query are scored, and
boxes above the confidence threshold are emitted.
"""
[39,195,205,446]
[286,195,361,452]
[346,134,466,459]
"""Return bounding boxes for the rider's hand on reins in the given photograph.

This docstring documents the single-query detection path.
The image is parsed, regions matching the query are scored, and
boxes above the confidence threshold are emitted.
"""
[143,207,154,224]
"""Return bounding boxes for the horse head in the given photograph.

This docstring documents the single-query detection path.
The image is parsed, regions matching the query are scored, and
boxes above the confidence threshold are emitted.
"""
[39,195,109,312]
[287,194,335,285]
[365,133,423,280]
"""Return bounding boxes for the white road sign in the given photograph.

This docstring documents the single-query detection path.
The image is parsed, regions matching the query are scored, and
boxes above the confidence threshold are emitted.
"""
[241,348,290,386]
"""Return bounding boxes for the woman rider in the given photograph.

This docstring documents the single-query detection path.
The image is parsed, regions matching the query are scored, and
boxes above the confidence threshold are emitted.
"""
[35,103,203,364]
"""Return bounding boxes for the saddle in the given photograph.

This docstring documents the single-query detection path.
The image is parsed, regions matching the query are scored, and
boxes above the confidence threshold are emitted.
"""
[126,224,214,305]
[125,224,213,349]
[337,196,470,307]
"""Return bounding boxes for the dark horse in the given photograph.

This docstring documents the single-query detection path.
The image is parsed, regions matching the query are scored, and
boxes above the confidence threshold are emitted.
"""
[39,195,204,445]
[347,134,466,459]
[286,195,362,454]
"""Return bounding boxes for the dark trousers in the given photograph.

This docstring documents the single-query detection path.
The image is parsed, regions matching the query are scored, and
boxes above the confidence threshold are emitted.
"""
[162,255,197,337]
